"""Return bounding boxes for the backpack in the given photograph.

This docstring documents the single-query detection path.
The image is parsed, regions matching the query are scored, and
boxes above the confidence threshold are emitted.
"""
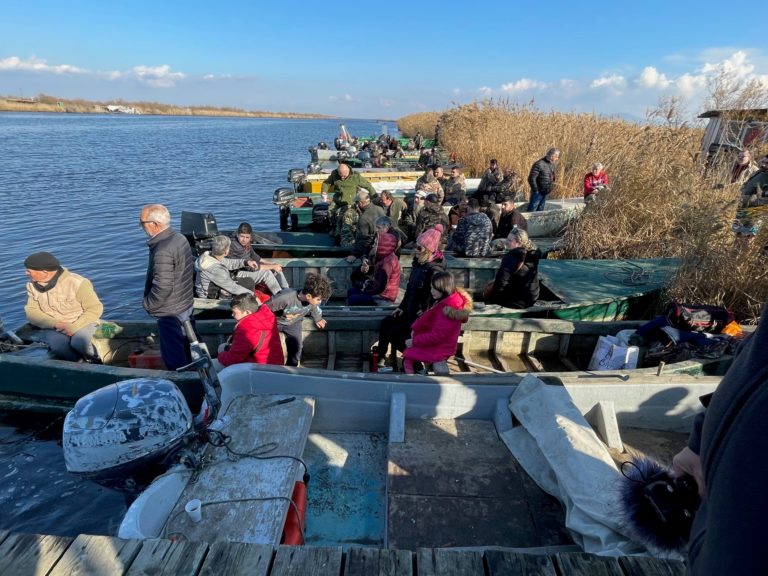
[665,302,735,334]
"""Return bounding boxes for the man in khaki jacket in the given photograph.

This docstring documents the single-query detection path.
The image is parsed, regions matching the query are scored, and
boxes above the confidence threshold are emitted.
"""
[24,251,103,362]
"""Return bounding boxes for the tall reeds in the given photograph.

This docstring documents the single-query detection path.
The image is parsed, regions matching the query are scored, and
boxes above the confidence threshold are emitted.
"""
[399,99,768,321]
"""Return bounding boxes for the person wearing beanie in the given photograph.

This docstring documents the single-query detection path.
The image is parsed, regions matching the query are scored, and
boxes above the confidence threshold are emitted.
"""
[23,252,103,363]
[376,224,446,371]
[346,217,401,306]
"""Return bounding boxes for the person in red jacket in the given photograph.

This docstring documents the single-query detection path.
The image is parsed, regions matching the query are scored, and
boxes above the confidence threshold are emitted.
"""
[583,162,609,202]
[402,271,472,374]
[346,221,402,306]
[214,293,284,369]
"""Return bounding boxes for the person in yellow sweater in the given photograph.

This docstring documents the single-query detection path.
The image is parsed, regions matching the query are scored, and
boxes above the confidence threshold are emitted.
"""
[23,252,103,363]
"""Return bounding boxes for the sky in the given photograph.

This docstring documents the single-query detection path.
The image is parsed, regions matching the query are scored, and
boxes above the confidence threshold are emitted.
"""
[2,0,767,121]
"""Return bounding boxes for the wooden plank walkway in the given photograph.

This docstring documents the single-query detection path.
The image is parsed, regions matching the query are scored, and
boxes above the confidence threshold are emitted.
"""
[0,531,686,576]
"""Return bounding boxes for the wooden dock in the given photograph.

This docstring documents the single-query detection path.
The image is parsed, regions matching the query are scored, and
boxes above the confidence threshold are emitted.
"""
[0,531,685,575]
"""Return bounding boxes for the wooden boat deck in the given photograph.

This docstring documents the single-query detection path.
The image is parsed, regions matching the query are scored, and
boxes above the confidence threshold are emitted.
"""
[0,530,686,574]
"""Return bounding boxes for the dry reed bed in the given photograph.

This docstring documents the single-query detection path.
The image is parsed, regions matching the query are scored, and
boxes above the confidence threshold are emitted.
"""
[399,100,768,321]
[0,95,330,118]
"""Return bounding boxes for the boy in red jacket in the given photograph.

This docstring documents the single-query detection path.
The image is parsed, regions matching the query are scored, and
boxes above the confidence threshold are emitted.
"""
[214,293,285,369]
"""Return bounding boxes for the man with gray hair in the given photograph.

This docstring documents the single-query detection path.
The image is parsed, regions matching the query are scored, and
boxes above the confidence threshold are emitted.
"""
[195,235,282,298]
[527,147,560,212]
[140,203,195,370]
[345,189,385,262]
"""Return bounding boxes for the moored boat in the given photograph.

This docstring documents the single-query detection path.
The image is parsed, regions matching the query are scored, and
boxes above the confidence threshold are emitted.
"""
[192,256,681,322]
[109,362,718,554]
[1,307,732,412]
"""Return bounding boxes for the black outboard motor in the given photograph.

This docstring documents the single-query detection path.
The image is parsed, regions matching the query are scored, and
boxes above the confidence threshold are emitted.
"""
[180,211,218,256]
[312,202,331,231]
[274,169,307,230]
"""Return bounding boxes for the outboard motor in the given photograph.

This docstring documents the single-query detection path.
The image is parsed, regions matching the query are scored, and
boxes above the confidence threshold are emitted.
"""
[180,212,218,256]
[63,378,195,492]
[63,320,221,493]
[312,202,331,231]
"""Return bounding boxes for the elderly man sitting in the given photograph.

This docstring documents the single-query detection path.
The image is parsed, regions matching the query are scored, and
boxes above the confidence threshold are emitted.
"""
[195,235,283,299]
[24,251,103,363]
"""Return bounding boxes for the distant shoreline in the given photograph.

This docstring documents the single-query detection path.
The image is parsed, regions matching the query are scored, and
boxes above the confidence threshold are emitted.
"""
[0,95,335,119]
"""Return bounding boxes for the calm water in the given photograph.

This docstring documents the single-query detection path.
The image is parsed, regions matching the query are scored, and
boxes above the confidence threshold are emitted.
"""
[0,113,395,537]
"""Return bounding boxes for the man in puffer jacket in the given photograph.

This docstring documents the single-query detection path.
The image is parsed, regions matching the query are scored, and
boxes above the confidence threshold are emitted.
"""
[527,147,560,212]
[141,204,195,370]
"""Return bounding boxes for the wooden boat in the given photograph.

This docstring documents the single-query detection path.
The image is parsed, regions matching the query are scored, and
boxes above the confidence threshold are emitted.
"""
[114,361,718,556]
[193,256,681,322]
[1,308,731,411]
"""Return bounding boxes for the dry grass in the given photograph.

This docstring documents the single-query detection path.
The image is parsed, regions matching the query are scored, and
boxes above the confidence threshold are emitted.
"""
[0,93,331,118]
[400,99,768,321]
[397,112,442,139]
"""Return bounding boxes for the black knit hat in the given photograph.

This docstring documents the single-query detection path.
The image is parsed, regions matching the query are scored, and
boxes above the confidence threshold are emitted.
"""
[24,252,61,271]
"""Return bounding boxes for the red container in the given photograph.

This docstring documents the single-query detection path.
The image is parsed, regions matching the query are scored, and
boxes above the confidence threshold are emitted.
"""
[128,348,167,370]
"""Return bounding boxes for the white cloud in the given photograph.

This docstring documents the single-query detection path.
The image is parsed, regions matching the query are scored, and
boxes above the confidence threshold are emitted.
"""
[500,78,548,93]
[379,98,395,108]
[0,55,87,75]
[590,74,626,90]
[637,66,671,89]
[131,65,185,88]
[477,86,493,96]
[328,93,355,103]
[452,88,461,95]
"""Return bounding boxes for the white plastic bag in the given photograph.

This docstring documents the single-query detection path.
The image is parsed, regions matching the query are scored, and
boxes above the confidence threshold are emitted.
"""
[587,335,639,371]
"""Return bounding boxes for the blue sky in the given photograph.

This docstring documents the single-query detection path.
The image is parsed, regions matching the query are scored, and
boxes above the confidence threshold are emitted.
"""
[2,0,766,120]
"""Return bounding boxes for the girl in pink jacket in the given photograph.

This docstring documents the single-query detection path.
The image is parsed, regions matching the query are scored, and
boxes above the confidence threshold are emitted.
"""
[402,271,473,374]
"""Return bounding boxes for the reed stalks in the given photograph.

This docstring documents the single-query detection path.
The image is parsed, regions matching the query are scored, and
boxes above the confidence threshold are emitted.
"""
[399,99,768,321]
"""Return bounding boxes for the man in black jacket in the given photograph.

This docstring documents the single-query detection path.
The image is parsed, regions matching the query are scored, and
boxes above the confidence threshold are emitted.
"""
[140,204,195,370]
[527,147,560,212]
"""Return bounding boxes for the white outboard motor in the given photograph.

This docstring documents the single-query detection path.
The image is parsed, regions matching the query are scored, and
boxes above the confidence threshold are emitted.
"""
[63,378,194,492]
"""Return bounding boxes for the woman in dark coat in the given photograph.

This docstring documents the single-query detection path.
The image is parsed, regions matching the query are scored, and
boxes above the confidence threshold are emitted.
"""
[485,227,541,309]
[376,225,446,371]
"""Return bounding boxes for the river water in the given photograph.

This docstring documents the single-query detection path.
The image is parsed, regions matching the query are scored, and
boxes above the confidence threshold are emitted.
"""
[0,113,394,537]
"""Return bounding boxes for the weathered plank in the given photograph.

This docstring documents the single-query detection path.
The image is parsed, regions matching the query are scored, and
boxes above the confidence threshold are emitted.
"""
[125,538,208,575]
[388,420,570,550]
[49,534,142,576]
[484,550,557,576]
[0,532,74,576]
[416,548,484,576]
[199,541,273,576]
[270,545,343,576]
[554,552,624,576]
[165,395,314,545]
[618,555,686,576]
[344,547,413,576]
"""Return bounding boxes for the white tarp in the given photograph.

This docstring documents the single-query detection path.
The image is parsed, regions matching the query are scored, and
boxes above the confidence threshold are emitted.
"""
[500,374,644,556]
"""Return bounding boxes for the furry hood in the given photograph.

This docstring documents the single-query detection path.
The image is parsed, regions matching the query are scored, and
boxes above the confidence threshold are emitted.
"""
[443,287,473,322]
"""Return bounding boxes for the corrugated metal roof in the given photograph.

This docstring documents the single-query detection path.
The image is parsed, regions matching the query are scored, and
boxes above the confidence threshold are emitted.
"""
[699,109,768,119]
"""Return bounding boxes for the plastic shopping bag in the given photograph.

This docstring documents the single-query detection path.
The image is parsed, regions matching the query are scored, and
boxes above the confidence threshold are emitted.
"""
[587,335,639,371]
